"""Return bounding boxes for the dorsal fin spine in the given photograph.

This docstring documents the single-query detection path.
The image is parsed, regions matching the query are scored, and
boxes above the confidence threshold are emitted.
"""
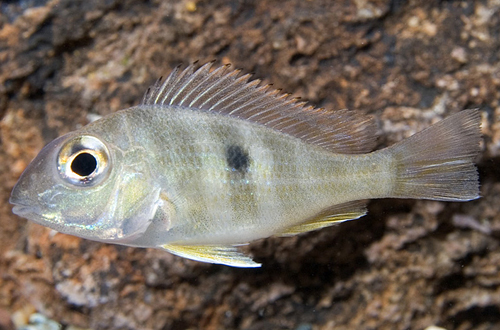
[259,95,298,126]
[207,74,254,112]
[251,102,294,124]
[187,64,231,108]
[227,84,273,116]
[174,63,214,106]
[196,69,242,109]
[165,65,196,105]
[238,87,283,119]
[156,65,182,104]
[161,65,190,104]
[243,89,282,117]
[214,78,262,114]
[180,62,222,106]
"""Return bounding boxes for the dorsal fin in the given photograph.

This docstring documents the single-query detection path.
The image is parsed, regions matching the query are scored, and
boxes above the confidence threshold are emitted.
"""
[142,62,377,154]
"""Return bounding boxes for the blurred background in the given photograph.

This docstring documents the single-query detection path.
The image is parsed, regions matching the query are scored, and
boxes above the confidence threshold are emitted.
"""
[1,0,499,329]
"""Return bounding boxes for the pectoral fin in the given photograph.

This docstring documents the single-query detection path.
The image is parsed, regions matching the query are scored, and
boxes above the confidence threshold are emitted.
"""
[276,201,367,237]
[161,244,261,268]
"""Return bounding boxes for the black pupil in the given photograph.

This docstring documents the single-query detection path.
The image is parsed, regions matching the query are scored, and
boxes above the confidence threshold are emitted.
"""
[71,152,97,177]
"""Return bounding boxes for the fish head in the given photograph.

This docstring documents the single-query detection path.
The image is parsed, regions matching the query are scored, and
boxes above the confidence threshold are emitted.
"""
[10,131,162,244]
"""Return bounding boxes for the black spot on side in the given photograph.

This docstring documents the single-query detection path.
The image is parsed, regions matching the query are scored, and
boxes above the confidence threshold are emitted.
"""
[226,145,250,173]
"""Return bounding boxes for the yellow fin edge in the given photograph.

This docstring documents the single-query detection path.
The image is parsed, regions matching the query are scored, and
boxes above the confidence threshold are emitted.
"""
[161,243,261,268]
[277,201,367,237]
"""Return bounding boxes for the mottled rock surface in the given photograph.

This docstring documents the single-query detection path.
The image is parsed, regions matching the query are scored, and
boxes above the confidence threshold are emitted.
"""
[1,0,500,329]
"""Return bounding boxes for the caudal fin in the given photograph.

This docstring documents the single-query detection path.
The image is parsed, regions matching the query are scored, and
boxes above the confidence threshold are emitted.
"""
[389,110,481,201]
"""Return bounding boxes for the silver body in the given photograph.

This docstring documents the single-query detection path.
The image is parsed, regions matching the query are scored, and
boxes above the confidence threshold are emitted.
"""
[94,105,392,246]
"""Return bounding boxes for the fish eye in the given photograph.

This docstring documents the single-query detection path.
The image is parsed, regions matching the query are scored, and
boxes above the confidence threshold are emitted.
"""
[57,135,111,186]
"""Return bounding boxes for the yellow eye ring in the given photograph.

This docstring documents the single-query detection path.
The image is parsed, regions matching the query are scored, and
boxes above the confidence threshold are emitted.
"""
[57,135,111,186]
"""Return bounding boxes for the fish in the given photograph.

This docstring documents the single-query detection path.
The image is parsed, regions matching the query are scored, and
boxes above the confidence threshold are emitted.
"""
[10,62,481,267]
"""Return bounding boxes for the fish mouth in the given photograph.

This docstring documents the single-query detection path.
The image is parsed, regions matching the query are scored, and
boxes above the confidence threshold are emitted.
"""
[10,184,34,215]
[10,194,31,215]
[11,204,31,216]
[10,195,29,214]
[11,204,43,221]
[10,199,52,226]
[10,186,45,221]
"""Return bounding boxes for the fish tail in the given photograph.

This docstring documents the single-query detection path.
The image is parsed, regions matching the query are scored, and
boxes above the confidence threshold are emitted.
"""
[389,110,481,201]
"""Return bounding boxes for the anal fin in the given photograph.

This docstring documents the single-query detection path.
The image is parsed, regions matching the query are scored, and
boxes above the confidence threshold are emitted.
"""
[276,201,367,237]
[161,244,261,268]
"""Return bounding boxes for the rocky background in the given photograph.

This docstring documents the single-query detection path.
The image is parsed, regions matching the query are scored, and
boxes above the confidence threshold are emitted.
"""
[1,0,500,329]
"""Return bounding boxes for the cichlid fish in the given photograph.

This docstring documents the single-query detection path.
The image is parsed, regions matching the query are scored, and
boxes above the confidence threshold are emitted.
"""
[10,62,481,267]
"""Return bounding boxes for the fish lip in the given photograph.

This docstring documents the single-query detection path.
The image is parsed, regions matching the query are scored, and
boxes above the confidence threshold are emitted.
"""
[10,194,26,209]
[11,203,29,212]
[9,195,30,213]
[9,183,27,207]
[11,204,38,218]
[10,199,46,224]
[10,185,39,218]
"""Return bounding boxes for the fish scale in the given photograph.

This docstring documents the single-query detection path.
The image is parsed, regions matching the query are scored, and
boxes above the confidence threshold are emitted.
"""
[10,62,481,267]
